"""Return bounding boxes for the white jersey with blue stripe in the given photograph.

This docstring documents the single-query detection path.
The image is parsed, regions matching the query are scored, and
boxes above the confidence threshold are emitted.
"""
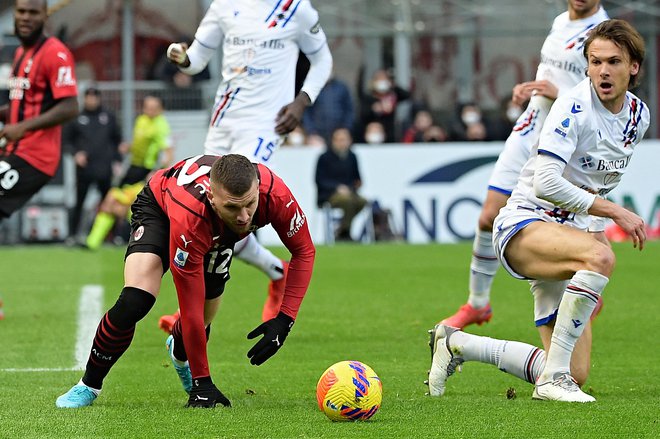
[193,0,328,125]
[535,6,609,96]
[508,78,650,230]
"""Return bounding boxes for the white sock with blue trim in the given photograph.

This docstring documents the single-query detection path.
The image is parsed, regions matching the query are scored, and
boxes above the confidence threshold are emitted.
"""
[539,270,608,382]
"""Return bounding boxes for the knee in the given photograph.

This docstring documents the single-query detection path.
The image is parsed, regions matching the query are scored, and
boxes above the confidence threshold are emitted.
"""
[477,207,498,231]
[113,287,156,323]
[585,242,616,276]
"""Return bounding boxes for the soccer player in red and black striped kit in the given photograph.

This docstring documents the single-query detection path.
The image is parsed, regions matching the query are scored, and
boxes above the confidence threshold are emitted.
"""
[57,154,316,408]
[0,0,78,219]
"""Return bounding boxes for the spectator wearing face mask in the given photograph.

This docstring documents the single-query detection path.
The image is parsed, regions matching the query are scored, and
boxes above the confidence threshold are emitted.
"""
[449,103,489,142]
[488,95,524,141]
[283,125,309,147]
[358,68,410,143]
[363,121,386,145]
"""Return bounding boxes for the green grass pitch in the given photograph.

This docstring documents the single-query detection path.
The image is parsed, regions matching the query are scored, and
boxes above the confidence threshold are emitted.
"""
[0,242,658,438]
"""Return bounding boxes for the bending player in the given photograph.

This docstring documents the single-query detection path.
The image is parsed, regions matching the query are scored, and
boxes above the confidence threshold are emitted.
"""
[57,154,315,408]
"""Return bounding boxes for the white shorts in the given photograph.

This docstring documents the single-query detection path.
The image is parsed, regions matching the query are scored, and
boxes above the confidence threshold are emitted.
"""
[487,98,551,194]
[204,123,284,165]
[493,202,582,279]
[494,203,586,326]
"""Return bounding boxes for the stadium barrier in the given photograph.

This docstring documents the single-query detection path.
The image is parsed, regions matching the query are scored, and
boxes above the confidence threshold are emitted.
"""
[2,141,658,245]
[258,141,660,245]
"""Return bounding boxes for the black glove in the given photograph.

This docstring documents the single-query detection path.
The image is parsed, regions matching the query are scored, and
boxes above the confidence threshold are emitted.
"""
[185,376,231,408]
[247,312,294,366]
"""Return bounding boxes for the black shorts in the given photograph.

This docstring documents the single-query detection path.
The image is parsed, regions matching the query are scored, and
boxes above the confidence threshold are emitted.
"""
[125,185,231,299]
[120,165,151,186]
[0,155,52,219]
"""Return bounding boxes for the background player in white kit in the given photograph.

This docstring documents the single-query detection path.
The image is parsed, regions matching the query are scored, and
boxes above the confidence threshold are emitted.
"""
[428,19,649,403]
[164,0,332,326]
[439,0,608,329]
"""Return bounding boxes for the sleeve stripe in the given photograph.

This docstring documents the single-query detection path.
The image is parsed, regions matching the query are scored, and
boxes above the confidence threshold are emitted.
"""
[537,149,567,164]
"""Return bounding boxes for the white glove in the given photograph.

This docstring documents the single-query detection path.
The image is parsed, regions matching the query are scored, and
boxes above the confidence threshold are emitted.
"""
[167,43,187,65]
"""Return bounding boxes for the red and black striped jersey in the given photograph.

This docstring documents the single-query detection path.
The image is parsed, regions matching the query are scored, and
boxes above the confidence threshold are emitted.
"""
[3,36,78,176]
[148,154,315,378]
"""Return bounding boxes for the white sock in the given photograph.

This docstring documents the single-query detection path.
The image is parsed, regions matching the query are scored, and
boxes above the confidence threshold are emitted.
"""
[540,270,608,382]
[449,331,546,384]
[467,229,499,309]
[78,378,101,395]
[234,234,284,280]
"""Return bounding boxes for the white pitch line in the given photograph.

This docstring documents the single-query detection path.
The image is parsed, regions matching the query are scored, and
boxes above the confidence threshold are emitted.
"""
[1,367,79,373]
[74,284,104,370]
[0,284,104,373]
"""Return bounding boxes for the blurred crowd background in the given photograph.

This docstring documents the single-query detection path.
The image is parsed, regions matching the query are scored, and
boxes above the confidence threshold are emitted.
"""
[1,0,657,144]
[0,0,658,245]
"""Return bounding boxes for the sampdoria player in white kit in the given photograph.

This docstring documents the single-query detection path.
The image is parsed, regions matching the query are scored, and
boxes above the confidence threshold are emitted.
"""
[164,0,332,327]
[428,19,649,402]
[439,0,609,329]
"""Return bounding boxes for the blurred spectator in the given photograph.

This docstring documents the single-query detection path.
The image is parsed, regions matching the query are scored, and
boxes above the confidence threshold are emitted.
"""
[364,121,386,145]
[402,109,435,143]
[315,128,368,242]
[449,102,489,141]
[148,37,210,110]
[282,125,308,147]
[120,95,174,185]
[358,68,410,143]
[302,74,354,147]
[488,96,523,141]
[423,125,449,143]
[62,86,123,241]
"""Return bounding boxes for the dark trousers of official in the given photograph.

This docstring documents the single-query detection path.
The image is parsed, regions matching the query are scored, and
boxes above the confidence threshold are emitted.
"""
[70,168,112,237]
[328,191,368,239]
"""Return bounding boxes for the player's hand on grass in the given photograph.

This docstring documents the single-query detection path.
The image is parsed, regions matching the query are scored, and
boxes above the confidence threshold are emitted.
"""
[186,377,231,408]
[247,312,294,365]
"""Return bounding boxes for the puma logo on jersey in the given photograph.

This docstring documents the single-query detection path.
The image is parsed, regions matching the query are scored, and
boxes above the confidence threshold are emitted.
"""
[180,235,192,248]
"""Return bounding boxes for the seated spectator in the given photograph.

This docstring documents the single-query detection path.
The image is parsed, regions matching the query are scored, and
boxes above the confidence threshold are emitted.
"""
[449,102,489,141]
[282,125,308,147]
[423,125,448,143]
[302,74,354,147]
[363,121,386,145]
[315,128,368,242]
[358,68,410,143]
[402,110,434,143]
[488,95,523,141]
